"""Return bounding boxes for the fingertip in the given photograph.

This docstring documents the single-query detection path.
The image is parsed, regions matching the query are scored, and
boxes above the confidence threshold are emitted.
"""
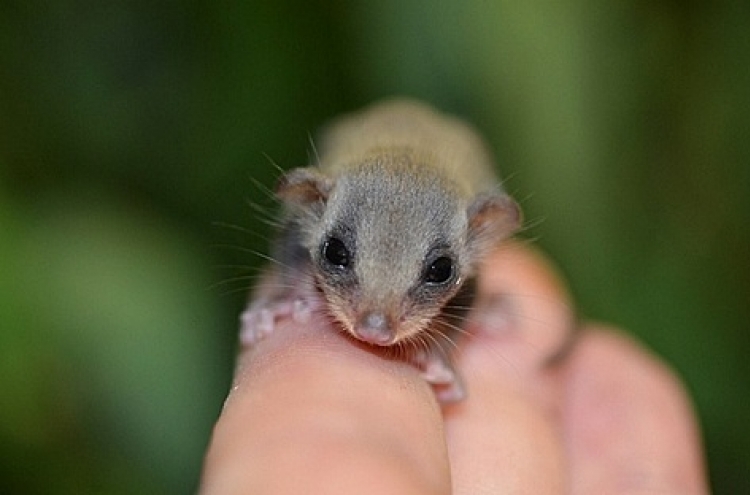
[201,316,451,494]
[563,327,709,495]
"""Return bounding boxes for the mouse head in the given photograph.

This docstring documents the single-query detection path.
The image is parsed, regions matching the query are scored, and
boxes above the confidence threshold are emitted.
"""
[277,161,520,346]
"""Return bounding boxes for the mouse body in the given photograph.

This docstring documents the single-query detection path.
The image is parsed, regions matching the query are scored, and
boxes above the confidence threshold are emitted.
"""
[240,99,521,402]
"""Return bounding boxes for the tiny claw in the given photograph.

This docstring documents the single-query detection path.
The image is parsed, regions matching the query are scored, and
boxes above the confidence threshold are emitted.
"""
[238,299,293,346]
[434,379,467,403]
[411,348,466,403]
[420,358,457,385]
[292,298,312,323]
[257,308,275,337]
[239,309,264,346]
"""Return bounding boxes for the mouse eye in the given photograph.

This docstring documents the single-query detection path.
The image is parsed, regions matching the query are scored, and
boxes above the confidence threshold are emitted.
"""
[322,237,351,268]
[423,256,454,285]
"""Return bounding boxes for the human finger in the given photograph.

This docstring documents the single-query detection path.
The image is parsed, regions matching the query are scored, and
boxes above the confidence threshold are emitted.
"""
[200,310,451,494]
[445,242,576,494]
[563,328,709,495]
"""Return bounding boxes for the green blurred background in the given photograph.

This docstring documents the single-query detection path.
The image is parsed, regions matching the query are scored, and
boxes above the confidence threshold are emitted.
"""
[1,1,748,492]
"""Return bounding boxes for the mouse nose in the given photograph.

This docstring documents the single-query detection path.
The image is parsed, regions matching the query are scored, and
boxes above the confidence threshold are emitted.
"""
[354,312,395,346]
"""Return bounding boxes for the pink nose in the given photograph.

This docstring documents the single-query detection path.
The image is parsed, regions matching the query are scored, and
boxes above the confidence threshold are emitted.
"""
[354,312,394,346]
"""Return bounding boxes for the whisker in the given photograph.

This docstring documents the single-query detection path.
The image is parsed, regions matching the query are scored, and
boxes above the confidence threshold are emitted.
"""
[426,329,459,357]
[441,306,573,344]
[261,152,287,176]
[211,284,293,296]
[244,195,278,216]
[215,285,256,298]
[212,263,262,272]
[210,244,295,271]
[209,275,297,292]
[245,200,279,221]
[209,274,263,290]
[435,316,524,378]
[444,291,576,319]
[211,220,272,242]
[418,330,444,351]
[431,318,472,340]
[211,216,277,254]
[307,132,322,168]
[518,215,546,233]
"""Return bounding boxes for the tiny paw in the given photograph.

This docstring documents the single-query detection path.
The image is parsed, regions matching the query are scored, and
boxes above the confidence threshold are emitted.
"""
[420,359,457,385]
[411,349,466,403]
[413,350,456,385]
[239,296,318,347]
[239,307,271,346]
[433,379,467,403]
[292,298,314,324]
[238,300,291,346]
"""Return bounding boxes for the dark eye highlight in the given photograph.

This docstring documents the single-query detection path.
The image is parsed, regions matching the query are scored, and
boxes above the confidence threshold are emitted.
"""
[423,256,454,284]
[322,237,351,268]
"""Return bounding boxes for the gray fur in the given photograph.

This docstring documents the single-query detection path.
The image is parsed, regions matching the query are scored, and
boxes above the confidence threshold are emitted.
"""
[274,99,520,343]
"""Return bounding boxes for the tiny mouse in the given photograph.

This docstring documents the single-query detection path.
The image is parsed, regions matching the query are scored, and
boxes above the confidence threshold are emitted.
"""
[240,98,521,402]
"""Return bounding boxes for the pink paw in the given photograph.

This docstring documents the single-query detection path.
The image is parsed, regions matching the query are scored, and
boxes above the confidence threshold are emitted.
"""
[239,297,316,346]
[433,380,466,403]
[414,350,456,385]
[412,350,466,403]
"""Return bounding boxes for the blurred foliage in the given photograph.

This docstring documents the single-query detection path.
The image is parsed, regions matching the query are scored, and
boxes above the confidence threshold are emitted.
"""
[0,0,748,492]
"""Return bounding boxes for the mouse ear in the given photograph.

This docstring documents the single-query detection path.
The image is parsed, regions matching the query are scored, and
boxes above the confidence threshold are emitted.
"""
[275,167,334,205]
[467,192,522,256]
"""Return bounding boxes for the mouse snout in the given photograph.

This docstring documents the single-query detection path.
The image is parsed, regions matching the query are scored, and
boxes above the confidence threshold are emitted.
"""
[354,311,395,346]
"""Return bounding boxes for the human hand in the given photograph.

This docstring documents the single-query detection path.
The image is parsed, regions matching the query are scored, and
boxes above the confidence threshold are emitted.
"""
[200,243,709,494]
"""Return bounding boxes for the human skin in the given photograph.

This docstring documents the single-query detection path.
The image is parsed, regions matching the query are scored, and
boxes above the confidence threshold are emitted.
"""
[200,243,709,494]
